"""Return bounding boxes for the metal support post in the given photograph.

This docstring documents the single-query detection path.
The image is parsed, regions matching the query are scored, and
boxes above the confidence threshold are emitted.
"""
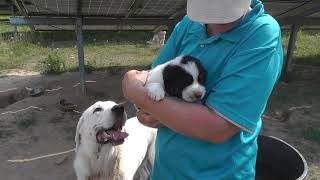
[76,17,86,94]
[283,23,300,80]
[11,6,18,38]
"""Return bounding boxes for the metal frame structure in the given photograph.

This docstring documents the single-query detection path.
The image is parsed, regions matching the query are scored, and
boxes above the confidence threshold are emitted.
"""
[9,16,176,26]
[7,0,184,94]
[3,0,320,91]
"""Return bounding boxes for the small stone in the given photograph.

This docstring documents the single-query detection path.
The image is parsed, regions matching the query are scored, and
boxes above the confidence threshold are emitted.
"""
[54,155,68,166]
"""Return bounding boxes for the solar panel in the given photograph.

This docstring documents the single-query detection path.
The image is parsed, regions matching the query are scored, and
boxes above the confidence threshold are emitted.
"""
[20,0,76,16]
[81,0,132,16]
[33,24,158,31]
[264,1,306,17]
[16,0,318,19]
[136,0,185,17]
[7,0,320,30]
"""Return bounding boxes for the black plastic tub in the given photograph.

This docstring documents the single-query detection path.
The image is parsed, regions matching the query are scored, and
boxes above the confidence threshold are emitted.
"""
[256,135,308,180]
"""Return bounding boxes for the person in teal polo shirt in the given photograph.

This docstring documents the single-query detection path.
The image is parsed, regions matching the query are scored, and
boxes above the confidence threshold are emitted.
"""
[122,0,283,179]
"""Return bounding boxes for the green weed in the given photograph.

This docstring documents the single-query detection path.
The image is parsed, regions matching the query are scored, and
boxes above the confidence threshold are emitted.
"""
[16,118,37,130]
[40,52,66,74]
[303,128,320,144]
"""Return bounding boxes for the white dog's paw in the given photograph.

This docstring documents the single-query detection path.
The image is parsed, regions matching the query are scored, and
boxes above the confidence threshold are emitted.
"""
[146,83,165,101]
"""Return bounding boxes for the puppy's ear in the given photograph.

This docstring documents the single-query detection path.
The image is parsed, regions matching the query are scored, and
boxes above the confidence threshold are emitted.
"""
[163,65,193,98]
[198,67,207,84]
[75,116,84,152]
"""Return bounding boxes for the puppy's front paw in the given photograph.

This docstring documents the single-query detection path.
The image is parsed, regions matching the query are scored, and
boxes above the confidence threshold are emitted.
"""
[146,83,165,101]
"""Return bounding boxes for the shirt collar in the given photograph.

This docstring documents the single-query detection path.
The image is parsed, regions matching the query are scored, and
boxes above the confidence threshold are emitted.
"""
[188,0,264,43]
[188,22,206,39]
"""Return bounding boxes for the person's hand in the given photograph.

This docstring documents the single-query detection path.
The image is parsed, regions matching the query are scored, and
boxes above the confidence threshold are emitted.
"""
[122,70,148,103]
[137,109,164,128]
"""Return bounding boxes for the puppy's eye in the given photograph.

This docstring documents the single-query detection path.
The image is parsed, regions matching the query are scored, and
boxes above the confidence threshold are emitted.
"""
[93,107,103,113]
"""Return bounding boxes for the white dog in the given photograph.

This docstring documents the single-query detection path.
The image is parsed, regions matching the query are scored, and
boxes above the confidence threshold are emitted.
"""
[146,31,166,46]
[74,101,156,180]
[146,55,207,102]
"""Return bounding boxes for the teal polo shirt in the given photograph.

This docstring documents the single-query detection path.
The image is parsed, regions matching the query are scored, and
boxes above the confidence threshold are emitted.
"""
[151,0,283,179]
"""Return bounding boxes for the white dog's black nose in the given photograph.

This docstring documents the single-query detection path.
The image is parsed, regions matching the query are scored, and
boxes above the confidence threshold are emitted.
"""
[111,104,124,117]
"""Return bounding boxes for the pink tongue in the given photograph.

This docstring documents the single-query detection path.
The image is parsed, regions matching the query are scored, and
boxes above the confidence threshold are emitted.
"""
[107,130,129,141]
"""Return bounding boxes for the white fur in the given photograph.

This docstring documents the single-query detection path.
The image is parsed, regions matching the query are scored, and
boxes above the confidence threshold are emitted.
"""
[145,56,206,102]
[145,58,176,101]
[74,101,156,180]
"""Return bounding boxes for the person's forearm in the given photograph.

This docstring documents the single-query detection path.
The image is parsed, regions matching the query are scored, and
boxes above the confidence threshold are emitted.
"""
[133,87,239,144]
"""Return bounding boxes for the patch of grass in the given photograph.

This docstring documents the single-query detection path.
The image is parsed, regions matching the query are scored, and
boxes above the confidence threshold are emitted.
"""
[84,43,158,67]
[308,164,320,180]
[65,43,157,72]
[0,26,159,72]
[17,118,37,130]
[0,41,45,70]
[0,23,12,34]
[303,128,320,144]
[0,15,10,20]
[1,28,317,73]
[0,23,30,34]
[40,52,66,74]
[282,30,320,66]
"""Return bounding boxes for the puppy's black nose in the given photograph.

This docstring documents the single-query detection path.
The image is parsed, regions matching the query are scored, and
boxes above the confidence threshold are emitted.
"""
[111,104,124,116]
[194,92,203,99]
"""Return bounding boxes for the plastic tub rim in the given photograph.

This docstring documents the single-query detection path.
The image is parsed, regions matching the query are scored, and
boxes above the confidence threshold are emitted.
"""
[259,135,308,180]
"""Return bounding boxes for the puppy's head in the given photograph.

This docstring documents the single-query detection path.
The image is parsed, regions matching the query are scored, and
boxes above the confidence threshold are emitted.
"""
[75,101,128,150]
[163,56,207,102]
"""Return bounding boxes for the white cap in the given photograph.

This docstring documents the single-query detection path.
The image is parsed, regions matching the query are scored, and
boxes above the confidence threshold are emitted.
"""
[187,0,251,24]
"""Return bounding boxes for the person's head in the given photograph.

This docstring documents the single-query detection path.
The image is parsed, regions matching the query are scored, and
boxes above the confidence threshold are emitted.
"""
[187,0,251,24]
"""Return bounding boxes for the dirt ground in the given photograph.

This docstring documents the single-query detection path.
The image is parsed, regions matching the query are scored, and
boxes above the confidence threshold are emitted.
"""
[0,65,319,180]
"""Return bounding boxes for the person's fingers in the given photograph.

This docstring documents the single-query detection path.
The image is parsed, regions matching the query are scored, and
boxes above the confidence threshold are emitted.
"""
[137,111,151,125]
[137,111,162,128]
[140,70,149,75]
[122,70,147,101]
[138,108,148,114]
[128,70,139,74]
[123,70,138,80]
[151,121,164,128]
[136,71,148,84]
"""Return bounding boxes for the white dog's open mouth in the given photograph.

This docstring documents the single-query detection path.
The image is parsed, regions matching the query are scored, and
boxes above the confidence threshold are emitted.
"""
[96,120,128,145]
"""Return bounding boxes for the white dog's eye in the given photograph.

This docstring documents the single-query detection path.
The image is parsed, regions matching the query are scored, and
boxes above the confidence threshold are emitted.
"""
[93,107,103,113]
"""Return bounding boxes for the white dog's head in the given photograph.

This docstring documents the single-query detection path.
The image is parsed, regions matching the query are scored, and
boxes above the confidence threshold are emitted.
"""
[75,101,128,152]
[163,56,207,102]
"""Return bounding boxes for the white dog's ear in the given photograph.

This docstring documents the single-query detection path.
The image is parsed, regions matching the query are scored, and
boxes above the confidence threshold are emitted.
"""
[75,116,84,153]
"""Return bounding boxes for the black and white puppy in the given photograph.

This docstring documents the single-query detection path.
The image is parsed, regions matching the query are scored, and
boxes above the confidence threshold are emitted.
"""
[145,55,207,102]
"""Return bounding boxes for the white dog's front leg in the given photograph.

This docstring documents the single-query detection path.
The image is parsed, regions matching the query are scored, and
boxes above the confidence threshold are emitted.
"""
[74,156,90,180]
[146,83,165,101]
[117,129,150,180]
